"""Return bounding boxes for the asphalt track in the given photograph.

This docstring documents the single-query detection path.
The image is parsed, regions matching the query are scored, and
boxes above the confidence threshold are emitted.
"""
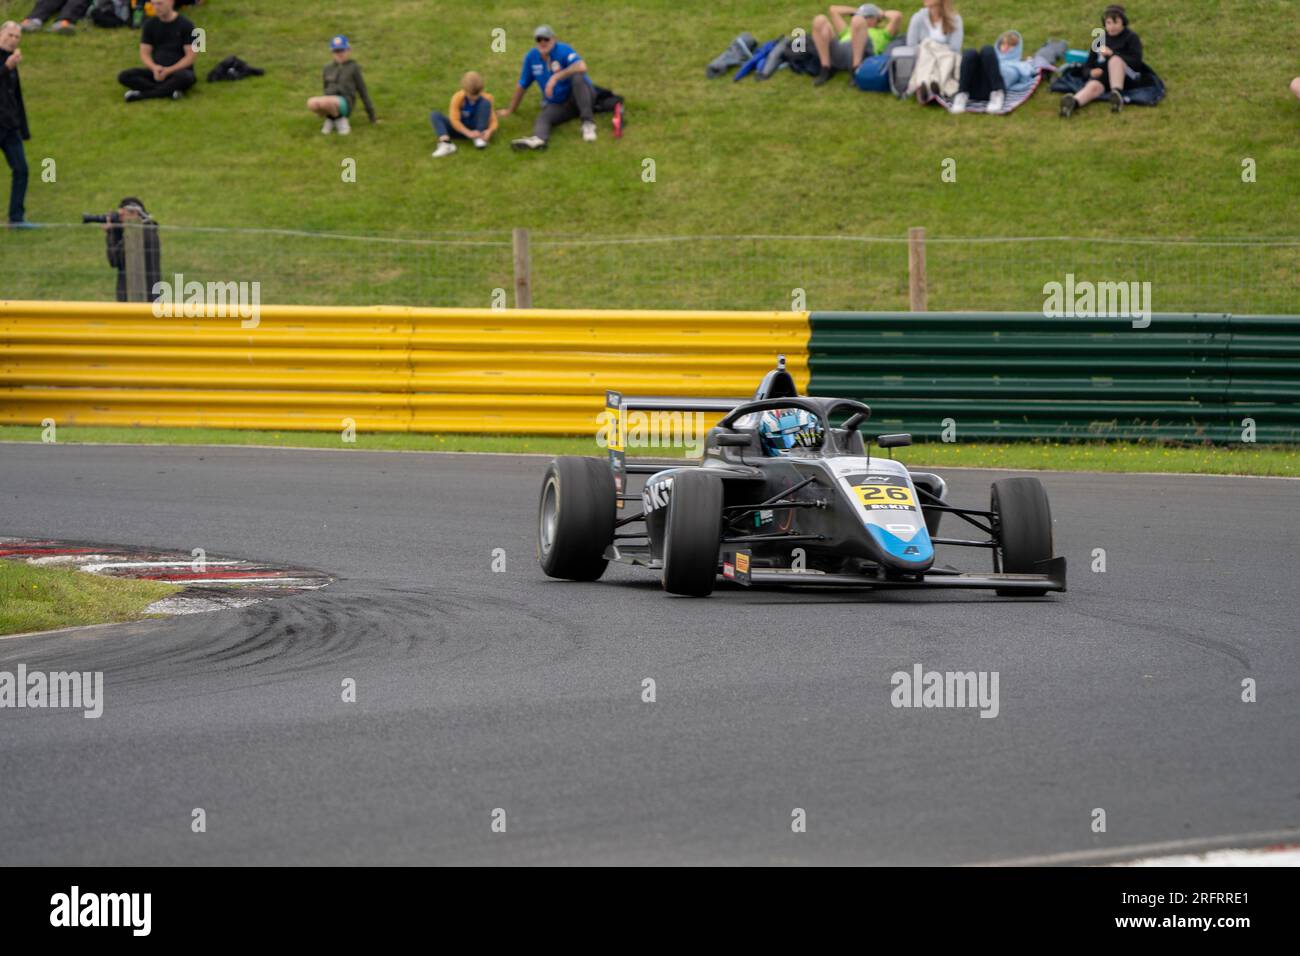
[1,443,1297,865]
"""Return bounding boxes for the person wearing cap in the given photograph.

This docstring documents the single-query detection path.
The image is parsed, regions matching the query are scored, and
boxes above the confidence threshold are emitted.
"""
[811,5,902,86]
[0,20,34,229]
[308,34,377,134]
[498,24,596,151]
[118,0,197,103]
[1060,5,1144,117]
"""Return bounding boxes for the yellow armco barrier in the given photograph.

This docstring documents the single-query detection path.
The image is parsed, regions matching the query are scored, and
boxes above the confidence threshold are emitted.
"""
[0,301,812,434]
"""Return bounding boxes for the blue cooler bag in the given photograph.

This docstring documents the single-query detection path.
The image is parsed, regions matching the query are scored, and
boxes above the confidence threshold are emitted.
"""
[853,54,891,92]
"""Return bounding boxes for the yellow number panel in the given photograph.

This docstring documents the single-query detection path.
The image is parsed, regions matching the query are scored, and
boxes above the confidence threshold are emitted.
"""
[853,484,916,507]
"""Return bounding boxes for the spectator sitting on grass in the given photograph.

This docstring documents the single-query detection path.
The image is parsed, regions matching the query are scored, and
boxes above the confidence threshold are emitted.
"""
[118,0,197,103]
[906,0,963,52]
[20,0,90,35]
[431,71,498,158]
[498,25,596,152]
[1060,4,1143,117]
[308,34,377,135]
[811,5,902,86]
[950,30,1034,114]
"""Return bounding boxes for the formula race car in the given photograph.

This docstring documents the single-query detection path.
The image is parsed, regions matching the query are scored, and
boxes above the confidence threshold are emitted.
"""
[536,357,1066,598]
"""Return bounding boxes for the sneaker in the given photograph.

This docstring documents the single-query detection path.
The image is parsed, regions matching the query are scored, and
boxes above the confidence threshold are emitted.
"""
[511,135,547,151]
[51,19,75,34]
[7,220,39,230]
[432,141,457,158]
[123,90,143,102]
[950,92,969,114]
[20,18,41,32]
[1059,93,1077,118]
[472,137,488,149]
[582,121,597,142]
[987,90,1005,114]
[171,90,184,100]
[321,118,335,134]
[1109,90,1123,112]
[335,117,352,135]
[813,66,833,87]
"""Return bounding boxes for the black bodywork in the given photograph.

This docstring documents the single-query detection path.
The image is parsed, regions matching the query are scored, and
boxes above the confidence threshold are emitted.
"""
[600,359,1067,594]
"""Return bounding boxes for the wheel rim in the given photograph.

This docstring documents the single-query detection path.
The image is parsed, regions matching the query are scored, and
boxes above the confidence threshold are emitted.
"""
[539,477,559,555]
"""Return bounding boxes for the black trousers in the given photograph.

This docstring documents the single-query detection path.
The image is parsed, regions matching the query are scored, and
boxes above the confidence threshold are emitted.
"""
[26,0,91,22]
[533,81,595,140]
[118,67,197,99]
[1,127,27,223]
[958,46,1004,100]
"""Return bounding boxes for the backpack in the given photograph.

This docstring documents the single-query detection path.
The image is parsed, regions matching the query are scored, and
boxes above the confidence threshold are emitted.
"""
[90,0,132,27]
[887,45,917,97]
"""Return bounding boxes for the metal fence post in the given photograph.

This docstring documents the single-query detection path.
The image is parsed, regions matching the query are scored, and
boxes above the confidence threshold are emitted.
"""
[908,227,927,312]
[512,228,532,308]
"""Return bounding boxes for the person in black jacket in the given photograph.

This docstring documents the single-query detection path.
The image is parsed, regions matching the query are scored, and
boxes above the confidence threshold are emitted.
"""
[102,197,162,302]
[0,20,32,227]
[1060,4,1143,117]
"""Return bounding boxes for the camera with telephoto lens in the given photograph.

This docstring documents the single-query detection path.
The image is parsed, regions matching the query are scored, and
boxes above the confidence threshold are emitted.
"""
[82,212,122,225]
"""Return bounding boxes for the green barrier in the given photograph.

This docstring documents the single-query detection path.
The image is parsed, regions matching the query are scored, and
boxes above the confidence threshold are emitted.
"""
[808,312,1300,443]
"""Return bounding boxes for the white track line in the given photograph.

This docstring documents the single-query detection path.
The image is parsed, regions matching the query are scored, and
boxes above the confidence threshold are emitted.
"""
[975,828,1300,866]
[1120,847,1300,867]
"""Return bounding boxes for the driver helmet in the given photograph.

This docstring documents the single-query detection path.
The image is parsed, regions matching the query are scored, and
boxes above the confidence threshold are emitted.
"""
[757,407,824,456]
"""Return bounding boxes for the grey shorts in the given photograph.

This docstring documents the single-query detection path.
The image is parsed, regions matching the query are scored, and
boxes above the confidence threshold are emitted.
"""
[829,38,854,71]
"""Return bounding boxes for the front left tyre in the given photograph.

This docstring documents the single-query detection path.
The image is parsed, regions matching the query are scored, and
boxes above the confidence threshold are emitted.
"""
[537,457,616,581]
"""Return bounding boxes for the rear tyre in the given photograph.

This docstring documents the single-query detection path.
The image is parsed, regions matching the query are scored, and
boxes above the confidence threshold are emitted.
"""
[991,477,1053,596]
[537,457,615,581]
[661,471,724,597]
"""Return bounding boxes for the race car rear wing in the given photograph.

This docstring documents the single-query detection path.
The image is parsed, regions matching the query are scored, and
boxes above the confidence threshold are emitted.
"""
[603,354,799,501]
[602,389,742,503]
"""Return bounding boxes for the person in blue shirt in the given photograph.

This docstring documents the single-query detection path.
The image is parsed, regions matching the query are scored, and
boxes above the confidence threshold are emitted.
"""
[497,24,596,151]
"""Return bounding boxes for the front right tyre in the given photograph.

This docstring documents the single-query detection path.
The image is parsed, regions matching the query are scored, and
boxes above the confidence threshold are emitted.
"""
[990,476,1053,596]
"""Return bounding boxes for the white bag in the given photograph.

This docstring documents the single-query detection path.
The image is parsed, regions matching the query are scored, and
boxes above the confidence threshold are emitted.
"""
[906,38,960,98]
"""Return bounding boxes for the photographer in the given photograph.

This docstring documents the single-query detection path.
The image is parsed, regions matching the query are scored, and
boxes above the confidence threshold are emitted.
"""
[91,198,161,302]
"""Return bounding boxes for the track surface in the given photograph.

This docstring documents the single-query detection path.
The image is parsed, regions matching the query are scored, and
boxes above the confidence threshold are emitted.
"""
[1,443,1297,865]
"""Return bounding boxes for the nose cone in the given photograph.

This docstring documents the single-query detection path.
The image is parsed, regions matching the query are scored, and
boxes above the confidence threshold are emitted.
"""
[867,523,935,570]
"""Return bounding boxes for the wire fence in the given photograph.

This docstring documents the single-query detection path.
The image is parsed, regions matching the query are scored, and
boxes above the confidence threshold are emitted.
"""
[3,224,1297,313]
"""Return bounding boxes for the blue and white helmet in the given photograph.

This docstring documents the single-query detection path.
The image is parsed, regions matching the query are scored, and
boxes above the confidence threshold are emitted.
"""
[757,408,824,456]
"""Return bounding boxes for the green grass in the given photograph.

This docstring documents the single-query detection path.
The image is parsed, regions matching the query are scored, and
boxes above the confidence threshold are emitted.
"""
[3,425,1296,476]
[0,1,1296,311]
[0,560,180,636]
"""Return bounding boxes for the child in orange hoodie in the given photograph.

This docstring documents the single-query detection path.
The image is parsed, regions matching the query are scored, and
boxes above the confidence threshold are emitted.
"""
[430,71,497,157]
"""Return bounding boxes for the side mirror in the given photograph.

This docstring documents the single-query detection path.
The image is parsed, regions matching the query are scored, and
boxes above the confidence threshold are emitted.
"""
[876,433,912,449]
[714,432,751,447]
